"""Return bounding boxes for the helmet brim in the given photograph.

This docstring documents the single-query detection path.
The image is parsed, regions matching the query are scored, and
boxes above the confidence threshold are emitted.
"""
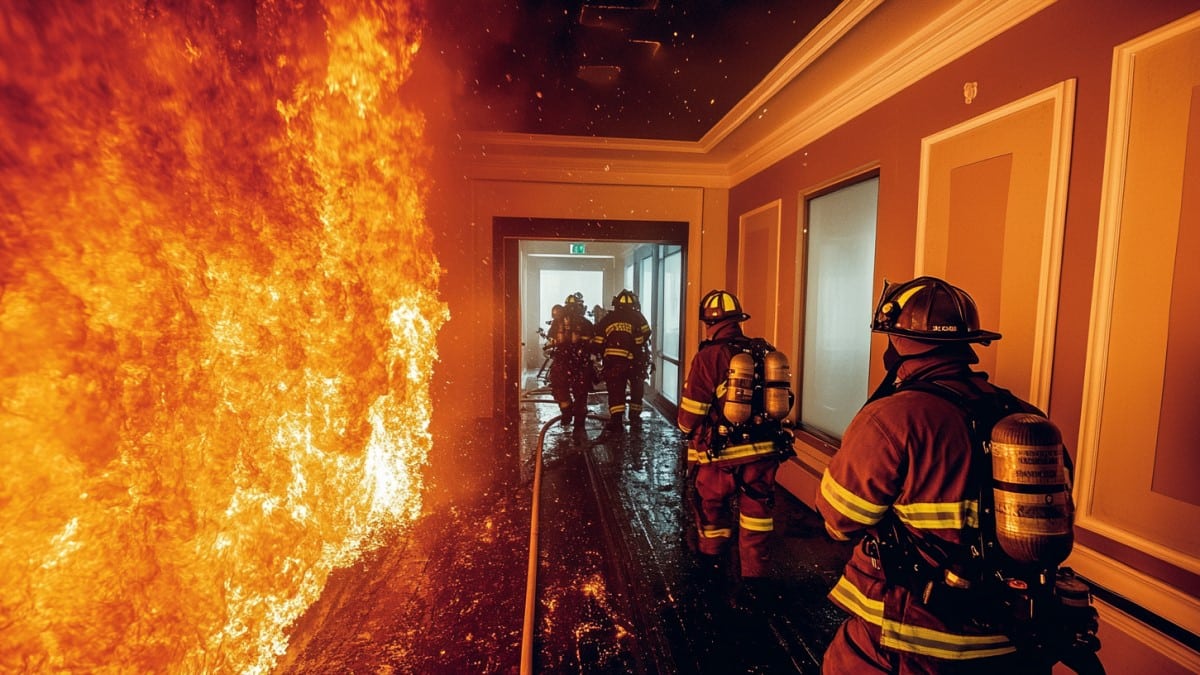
[873,326,1001,345]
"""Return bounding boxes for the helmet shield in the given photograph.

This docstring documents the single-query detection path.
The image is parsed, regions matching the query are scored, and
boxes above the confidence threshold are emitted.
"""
[699,289,750,325]
[613,289,638,309]
[871,276,1001,344]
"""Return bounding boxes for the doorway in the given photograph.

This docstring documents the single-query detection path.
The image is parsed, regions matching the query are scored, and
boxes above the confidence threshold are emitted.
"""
[494,217,688,438]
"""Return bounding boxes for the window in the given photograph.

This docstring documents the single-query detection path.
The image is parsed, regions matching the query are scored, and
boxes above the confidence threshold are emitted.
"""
[801,176,879,438]
[660,247,682,402]
[539,269,603,328]
[638,255,654,338]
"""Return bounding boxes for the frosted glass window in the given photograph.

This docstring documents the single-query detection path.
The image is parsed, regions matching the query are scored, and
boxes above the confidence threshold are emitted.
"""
[802,177,878,438]
[660,361,679,404]
[662,249,681,360]
[624,263,634,292]
[639,256,654,331]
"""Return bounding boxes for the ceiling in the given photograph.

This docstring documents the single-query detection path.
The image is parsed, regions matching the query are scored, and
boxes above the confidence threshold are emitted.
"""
[422,0,844,142]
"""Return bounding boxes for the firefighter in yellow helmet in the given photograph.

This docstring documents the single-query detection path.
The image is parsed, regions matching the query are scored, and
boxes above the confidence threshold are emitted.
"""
[547,292,596,441]
[591,289,652,431]
[677,290,794,594]
[815,276,1096,674]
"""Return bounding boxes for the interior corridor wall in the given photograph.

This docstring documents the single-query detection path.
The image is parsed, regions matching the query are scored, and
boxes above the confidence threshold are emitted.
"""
[725,1,1200,672]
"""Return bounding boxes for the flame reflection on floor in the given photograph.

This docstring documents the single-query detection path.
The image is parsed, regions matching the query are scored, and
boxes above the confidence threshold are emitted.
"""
[0,2,444,672]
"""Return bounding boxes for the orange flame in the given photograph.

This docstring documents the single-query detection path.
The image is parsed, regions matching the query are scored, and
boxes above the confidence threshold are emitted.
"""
[0,1,445,672]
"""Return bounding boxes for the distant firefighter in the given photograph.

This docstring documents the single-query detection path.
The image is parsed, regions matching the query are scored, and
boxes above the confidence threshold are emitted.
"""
[546,292,595,441]
[592,289,651,431]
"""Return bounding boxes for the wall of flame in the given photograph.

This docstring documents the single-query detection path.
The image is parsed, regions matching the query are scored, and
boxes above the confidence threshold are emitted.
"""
[0,1,446,672]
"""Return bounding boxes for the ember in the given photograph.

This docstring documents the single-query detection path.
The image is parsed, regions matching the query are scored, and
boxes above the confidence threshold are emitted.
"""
[0,1,445,673]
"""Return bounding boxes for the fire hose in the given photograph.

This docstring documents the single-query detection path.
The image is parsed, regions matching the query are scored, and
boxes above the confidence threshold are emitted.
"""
[519,414,559,675]
[517,404,607,674]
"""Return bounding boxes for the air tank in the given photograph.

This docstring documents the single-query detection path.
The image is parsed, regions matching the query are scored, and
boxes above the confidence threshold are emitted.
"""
[723,352,755,424]
[989,413,1074,566]
[762,350,793,420]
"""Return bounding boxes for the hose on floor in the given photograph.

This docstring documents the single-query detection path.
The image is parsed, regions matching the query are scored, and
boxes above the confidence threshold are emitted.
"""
[520,413,560,675]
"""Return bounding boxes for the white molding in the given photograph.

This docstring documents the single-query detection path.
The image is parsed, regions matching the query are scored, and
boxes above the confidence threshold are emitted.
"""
[457,1,1054,188]
[726,0,1054,184]
[1068,544,1200,638]
[699,0,884,150]
[1091,596,1200,672]
[1075,10,1200,581]
[737,199,784,347]
[913,80,1074,412]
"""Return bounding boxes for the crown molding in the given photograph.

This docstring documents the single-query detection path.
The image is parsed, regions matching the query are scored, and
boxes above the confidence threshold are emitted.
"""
[697,0,885,151]
[726,0,1055,185]
[455,0,1055,189]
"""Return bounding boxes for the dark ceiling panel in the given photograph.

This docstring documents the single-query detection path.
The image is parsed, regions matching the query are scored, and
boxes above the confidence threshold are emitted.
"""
[422,0,842,141]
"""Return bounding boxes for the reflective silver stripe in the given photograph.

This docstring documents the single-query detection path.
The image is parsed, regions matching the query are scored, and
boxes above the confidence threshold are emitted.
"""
[700,526,732,539]
[894,499,980,530]
[829,576,1015,660]
[740,514,773,532]
[689,441,779,464]
[679,396,710,416]
[819,469,887,526]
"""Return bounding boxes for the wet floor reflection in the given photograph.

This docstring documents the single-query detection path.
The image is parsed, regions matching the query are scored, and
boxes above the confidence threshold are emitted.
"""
[278,381,852,673]
[520,382,853,674]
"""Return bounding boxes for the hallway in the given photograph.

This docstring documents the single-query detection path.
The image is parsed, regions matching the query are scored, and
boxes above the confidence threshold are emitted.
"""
[277,379,854,673]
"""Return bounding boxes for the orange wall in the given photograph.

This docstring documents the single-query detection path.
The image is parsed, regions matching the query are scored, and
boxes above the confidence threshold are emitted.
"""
[728,0,1200,595]
[727,2,1200,668]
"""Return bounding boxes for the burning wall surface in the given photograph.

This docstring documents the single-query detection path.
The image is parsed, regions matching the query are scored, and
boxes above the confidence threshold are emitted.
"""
[0,1,445,672]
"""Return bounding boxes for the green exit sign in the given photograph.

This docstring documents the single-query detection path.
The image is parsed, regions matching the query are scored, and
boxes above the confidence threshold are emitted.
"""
[569,242,586,255]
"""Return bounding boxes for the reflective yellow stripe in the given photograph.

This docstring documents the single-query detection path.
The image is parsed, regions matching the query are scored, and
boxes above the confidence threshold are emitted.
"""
[825,521,851,541]
[609,404,626,415]
[687,441,781,465]
[894,499,980,530]
[830,577,1015,660]
[820,469,888,525]
[715,441,779,462]
[881,622,1015,660]
[679,396,710,416]
[740,514,774,532]
[829,576,882,622]
[604,347,634,359]
[700,526,732,539]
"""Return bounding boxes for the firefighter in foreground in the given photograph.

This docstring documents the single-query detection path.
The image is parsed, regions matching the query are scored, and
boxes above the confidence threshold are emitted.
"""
[815,276,1102,674]
[677,290,794,593]
[592,289,652,431]
[547,292,596,440]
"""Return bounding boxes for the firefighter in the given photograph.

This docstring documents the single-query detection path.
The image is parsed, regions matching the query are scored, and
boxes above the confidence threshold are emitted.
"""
[677,290,792,588]
[815,276,1071,674]
[547,292,596,440]
[592,289,652,431]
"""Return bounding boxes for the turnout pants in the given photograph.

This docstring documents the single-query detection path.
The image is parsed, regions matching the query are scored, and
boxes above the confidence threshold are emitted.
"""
[691,457,778,578]
[603,357,645,419]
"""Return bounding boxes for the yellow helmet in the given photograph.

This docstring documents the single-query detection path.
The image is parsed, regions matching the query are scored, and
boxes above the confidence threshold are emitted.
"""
[563,292,585,315]
[613,289,638,309]
[698,289,749,325]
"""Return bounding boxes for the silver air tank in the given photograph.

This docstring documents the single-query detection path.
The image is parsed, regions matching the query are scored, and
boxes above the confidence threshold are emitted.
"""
[762,350,792,420]
[723,352,755,424]
[989,413,1074,566]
